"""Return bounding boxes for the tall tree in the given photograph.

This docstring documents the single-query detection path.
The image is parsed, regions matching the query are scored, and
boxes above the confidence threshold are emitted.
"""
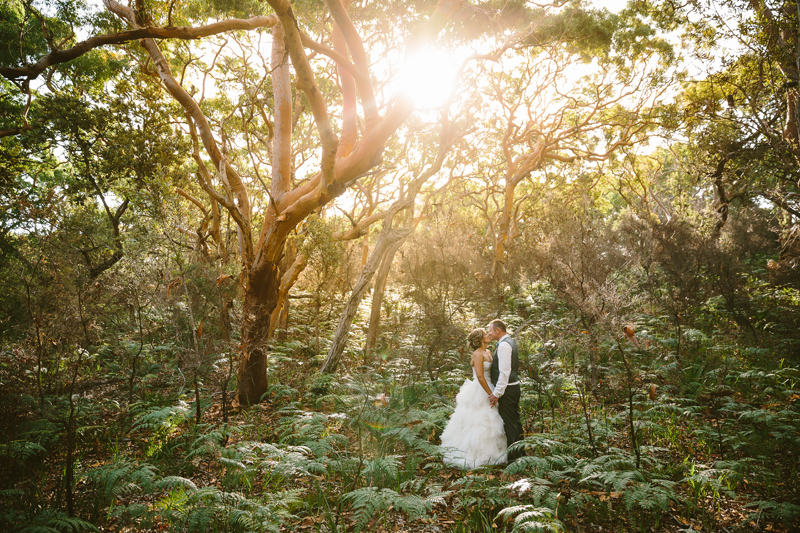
[449,3,679,291]
[100,0,463,405]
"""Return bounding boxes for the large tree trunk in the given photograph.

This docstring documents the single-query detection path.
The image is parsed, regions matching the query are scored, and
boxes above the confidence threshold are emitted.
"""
[492,180,517,280]
[236,260,281,405]
[236,21,294,407]
[491,129,546,281]
[786,87,799,150]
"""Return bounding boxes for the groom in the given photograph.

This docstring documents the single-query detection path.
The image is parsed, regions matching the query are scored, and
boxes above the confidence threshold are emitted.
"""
[487,319,524,463]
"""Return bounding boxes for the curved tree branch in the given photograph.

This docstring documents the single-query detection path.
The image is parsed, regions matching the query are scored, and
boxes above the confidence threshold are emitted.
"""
[265,0,339,194]
[0,16,280,81]
[104,0,253,264]
[325,0,379,127]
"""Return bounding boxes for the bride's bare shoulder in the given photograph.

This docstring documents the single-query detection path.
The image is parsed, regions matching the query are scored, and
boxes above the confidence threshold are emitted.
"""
[472,348,492,364]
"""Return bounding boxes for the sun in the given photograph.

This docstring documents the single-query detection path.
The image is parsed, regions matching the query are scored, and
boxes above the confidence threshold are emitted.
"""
[396,45,460,109]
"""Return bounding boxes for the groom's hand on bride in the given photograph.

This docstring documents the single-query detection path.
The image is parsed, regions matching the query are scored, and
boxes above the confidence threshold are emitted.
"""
[488,394,498,407]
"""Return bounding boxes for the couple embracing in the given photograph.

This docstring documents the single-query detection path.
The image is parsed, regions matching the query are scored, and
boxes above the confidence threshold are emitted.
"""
[441,319,524,469]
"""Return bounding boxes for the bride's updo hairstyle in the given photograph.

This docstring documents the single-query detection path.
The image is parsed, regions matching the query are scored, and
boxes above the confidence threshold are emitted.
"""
[468,328,487,350]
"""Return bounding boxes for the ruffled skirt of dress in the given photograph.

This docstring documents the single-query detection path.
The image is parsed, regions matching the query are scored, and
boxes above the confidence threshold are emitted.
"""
[440,378,507,469]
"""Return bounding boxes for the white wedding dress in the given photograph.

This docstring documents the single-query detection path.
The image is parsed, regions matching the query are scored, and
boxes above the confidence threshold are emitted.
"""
[440,360,507,469]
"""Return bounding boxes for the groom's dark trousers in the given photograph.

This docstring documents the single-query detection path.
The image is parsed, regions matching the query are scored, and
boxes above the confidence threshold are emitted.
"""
[499,384,524,462]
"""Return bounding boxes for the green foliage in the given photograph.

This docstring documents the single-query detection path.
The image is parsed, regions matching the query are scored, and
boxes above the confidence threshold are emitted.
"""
[84,424,317,532]
[85,459,158,511]
[344,487,433,531]
[745,500,800,529]
[150,484,301,533]
[448,473,515,527]
[130,401,191,458]
[1,508,98,533]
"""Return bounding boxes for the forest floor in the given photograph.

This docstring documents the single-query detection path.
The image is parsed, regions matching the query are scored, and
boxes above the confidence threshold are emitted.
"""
[106,390,789,533]
[4,359,798,533]
[256,415,788,532]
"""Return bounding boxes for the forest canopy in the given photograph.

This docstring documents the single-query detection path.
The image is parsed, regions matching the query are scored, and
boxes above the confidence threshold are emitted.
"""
[1,0,799,531]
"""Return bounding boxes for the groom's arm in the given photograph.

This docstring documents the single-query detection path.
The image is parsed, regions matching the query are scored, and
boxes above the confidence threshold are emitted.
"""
[492,342,512,398]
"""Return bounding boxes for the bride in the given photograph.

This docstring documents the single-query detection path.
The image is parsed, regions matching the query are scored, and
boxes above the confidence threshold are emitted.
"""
[440,328,507,469]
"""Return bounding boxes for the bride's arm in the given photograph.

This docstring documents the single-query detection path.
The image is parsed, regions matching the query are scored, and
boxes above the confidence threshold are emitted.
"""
[472,350,493,396]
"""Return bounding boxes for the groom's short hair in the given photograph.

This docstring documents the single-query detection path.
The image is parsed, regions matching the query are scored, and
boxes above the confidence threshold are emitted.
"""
[488,319,507,332]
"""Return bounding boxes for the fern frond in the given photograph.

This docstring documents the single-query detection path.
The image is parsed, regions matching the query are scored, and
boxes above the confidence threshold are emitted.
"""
[503,478,557,506]
[362,456,400,488]
[497,504,564,533]
[84,459,158,504]
[422,483,452,506]
[12,509,98,533]
[155,475,198,492]
[130,402,190,433]
[621,479,676,512]
[507,456,554,477]
[745,500,800,525]
[5,441,47,462]
[344,487,433,532]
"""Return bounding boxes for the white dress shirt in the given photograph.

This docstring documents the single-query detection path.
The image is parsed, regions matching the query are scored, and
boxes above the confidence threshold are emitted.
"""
[493,334,520,397]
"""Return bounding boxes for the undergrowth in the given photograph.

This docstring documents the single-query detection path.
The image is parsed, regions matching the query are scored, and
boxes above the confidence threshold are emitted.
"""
[1,313,799,532]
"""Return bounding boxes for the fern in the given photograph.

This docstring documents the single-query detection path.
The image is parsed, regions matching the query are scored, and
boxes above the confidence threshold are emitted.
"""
[0,511,25,532]
[130,401,191,433]
[712,458,755,488]
[265,382,299,401]
[244,441,326,477]
[84,459,158,506]
[683,462,737,510]
[155,475,198,492]
[505,456,553,477]
[745,500,800,528]
[504,477,558,507]
[1,418,62,473]
[152,483,301,532]
[380,425,439,454]
[344,487,432,532]
[448,474,515,513]
[0,486,24,496]
[185,424,235,461]
[497,505,564,532]
[621,478,676,513]
[2,440,47,462]
[8,509,98,533]
[361,455,400,488]
[154,485,190,512]
[130,401,191,458]
[579,453,641,492]
[737,406,800,445]
[276,409,340,458]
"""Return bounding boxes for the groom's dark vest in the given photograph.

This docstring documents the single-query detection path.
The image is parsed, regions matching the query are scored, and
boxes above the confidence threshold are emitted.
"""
[491,336,519,386]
